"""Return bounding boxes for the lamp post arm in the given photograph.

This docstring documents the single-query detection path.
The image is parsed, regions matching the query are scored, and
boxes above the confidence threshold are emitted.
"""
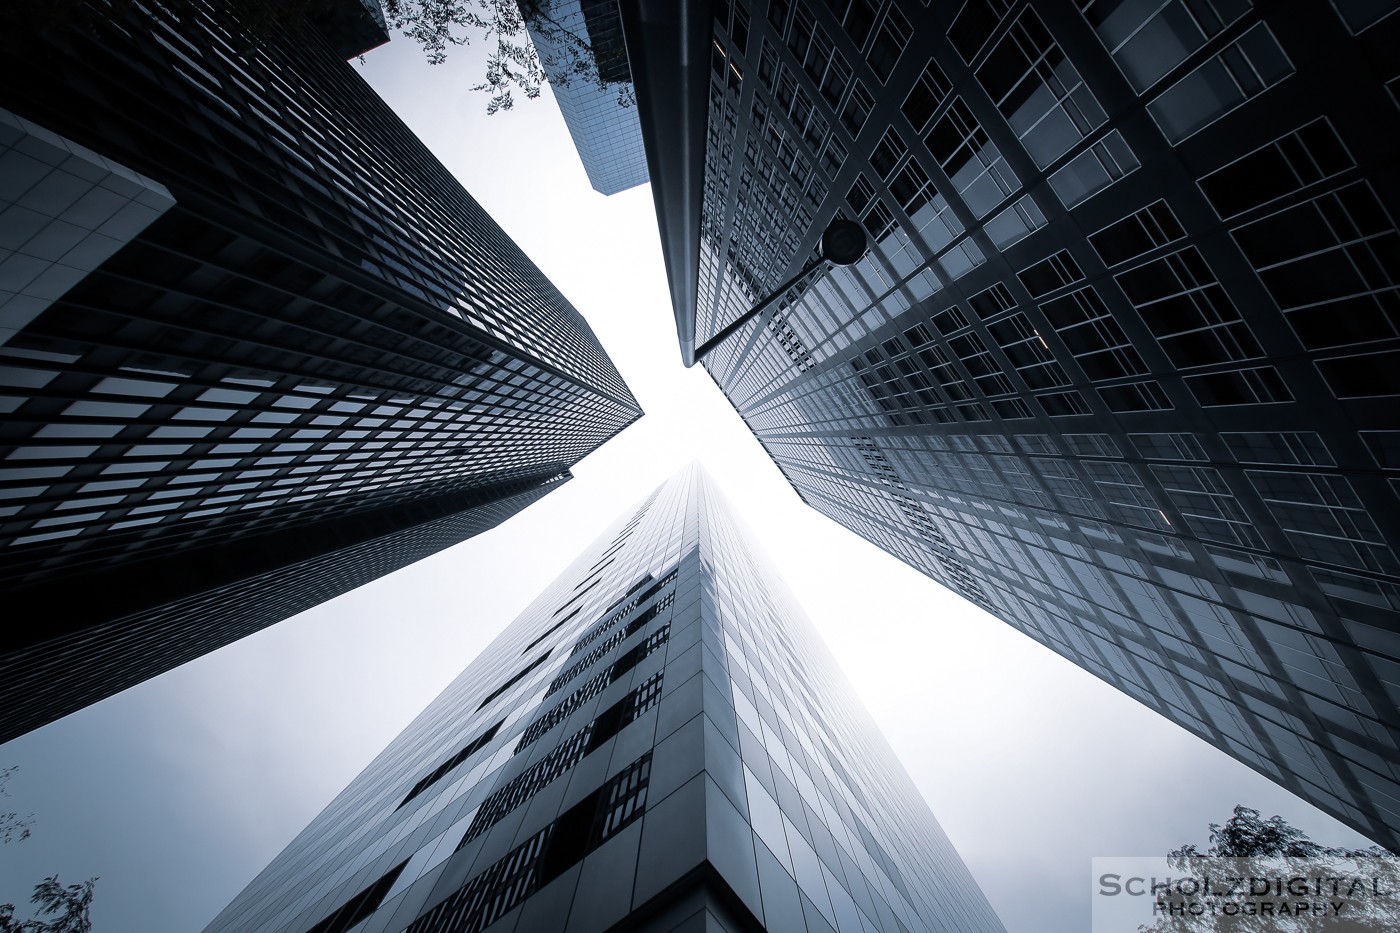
[691,256,823,365]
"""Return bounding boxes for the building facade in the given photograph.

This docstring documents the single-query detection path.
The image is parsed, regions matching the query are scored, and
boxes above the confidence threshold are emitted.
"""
[525,0,650,195]
[204,465,1006,933]
[618,1,1400,850]
[0,1,641,741]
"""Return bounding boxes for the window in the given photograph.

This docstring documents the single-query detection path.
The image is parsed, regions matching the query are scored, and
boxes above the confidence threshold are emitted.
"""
[969,282,1015,319]
[1231,183,1398,351]
[1049,131,1140,207]
[608,626,671,682]
[477,652,551,710]
[1148,24,1294,144]
[978,9,1105,167]
[1248,470,1395,571]
[866,5,912,82]
[1019,250,1084,298]
[1224,432,1334,466]
[1315,349,1400,398]
[399,720,503,808]
[931,305,971,336]
[1078,0,1251,92]
[826,0,878,48]
[902,59,953,130]
[870,129,908,179]
[1151,464,1262,548]
[419,754,653,933]
[840,80,875,136]
[949,332,1015,396]
[586,671,665,753]
[1100,379,1172,412]
[948,0,1013,62]
[990,313,1072,389]
[1186,367,1293,407]
[924,98,1019,217]
[1199,119,1352,219]
[1116,248,1261,369]
[306,860,409,933]
[1040,286,1147,380]
[985,195,1048,248]
[1089,201,1185,266]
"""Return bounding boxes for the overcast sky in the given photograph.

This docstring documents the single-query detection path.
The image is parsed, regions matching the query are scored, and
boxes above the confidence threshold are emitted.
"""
[0,32,1376,933]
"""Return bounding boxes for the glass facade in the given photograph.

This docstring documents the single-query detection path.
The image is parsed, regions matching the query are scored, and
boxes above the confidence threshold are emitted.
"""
[0,1,641,741]
[526,0,650,195]
[204,465,1006,933]
[623,2,1400,850]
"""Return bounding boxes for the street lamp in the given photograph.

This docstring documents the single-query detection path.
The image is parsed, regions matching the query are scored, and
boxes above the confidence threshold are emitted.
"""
[691,218,868,365]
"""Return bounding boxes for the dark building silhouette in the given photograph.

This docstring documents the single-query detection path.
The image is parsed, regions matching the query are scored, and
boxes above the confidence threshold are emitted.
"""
[204,465,1006,933]
[618,1,1400,849]
[0,1,641,742]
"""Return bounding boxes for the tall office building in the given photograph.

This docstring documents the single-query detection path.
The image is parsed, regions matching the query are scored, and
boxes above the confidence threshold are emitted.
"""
[525,0,649,195]
[0,1,641,742]
[618,2,1400,849]
[204,465,1006,933]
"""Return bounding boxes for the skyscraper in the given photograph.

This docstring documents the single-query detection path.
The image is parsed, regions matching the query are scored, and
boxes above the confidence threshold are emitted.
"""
[617,2,1400,849]
[0,1,641,741]
[204,465,1006,933]
[525,0,649,195]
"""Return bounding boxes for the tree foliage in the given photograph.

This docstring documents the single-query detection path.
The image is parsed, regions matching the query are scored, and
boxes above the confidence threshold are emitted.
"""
[0,879,96,933]
[1169,805,1388,860]
[379,0,629,113]
[1140,806,1397,933]
[0,768,34,846]
[0,768,96,933]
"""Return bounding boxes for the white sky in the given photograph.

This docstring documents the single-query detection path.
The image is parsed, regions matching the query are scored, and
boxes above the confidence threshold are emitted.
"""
[0,33,1375,933]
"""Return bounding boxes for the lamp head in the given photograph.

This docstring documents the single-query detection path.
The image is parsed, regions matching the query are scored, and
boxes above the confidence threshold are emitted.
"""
[819,218,868,266]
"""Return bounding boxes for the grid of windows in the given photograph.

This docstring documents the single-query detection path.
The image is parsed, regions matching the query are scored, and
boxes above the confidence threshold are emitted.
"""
[630,0,1400,852]
[0,0,641,740]
[207,469,1006,933]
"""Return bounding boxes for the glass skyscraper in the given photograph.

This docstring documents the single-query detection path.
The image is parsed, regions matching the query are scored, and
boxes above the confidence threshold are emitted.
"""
[0,1,641,742]
[526,0,650,195]
[204,465,1006,933]
[616,2,1400,850]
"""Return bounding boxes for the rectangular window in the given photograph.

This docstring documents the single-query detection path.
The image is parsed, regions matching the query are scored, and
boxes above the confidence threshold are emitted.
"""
[307,860,410,933]
[1199,119,1353,218]
[1316,349,1400,398]
[948,0,1013,62]
[1049,131,1140,207]
[1100,379,1173,411]
[1224,432,1334,466]
[1186,367,1293,406]
[1115,247,1262,369]
[985,195,1048,248]
[840,80,875,136]
[827,0,879,48]
[399,720,503,809]
[978,9,1106,167]
[1041,286,1147,380]
[1078,0,1251,93]
[1150,464,1262,548]
[477,652,551,710]
[924,98,1020,217]
[1247,470,1395,572]
[1231,183,1399,351]
[1148,23,1294,144]
[1019,250,1085,298]
[902,59,953,130]
[990,313,1072,389]
[867,5,912,81]
[415,754,652,933]
[1089,201,1185,266]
